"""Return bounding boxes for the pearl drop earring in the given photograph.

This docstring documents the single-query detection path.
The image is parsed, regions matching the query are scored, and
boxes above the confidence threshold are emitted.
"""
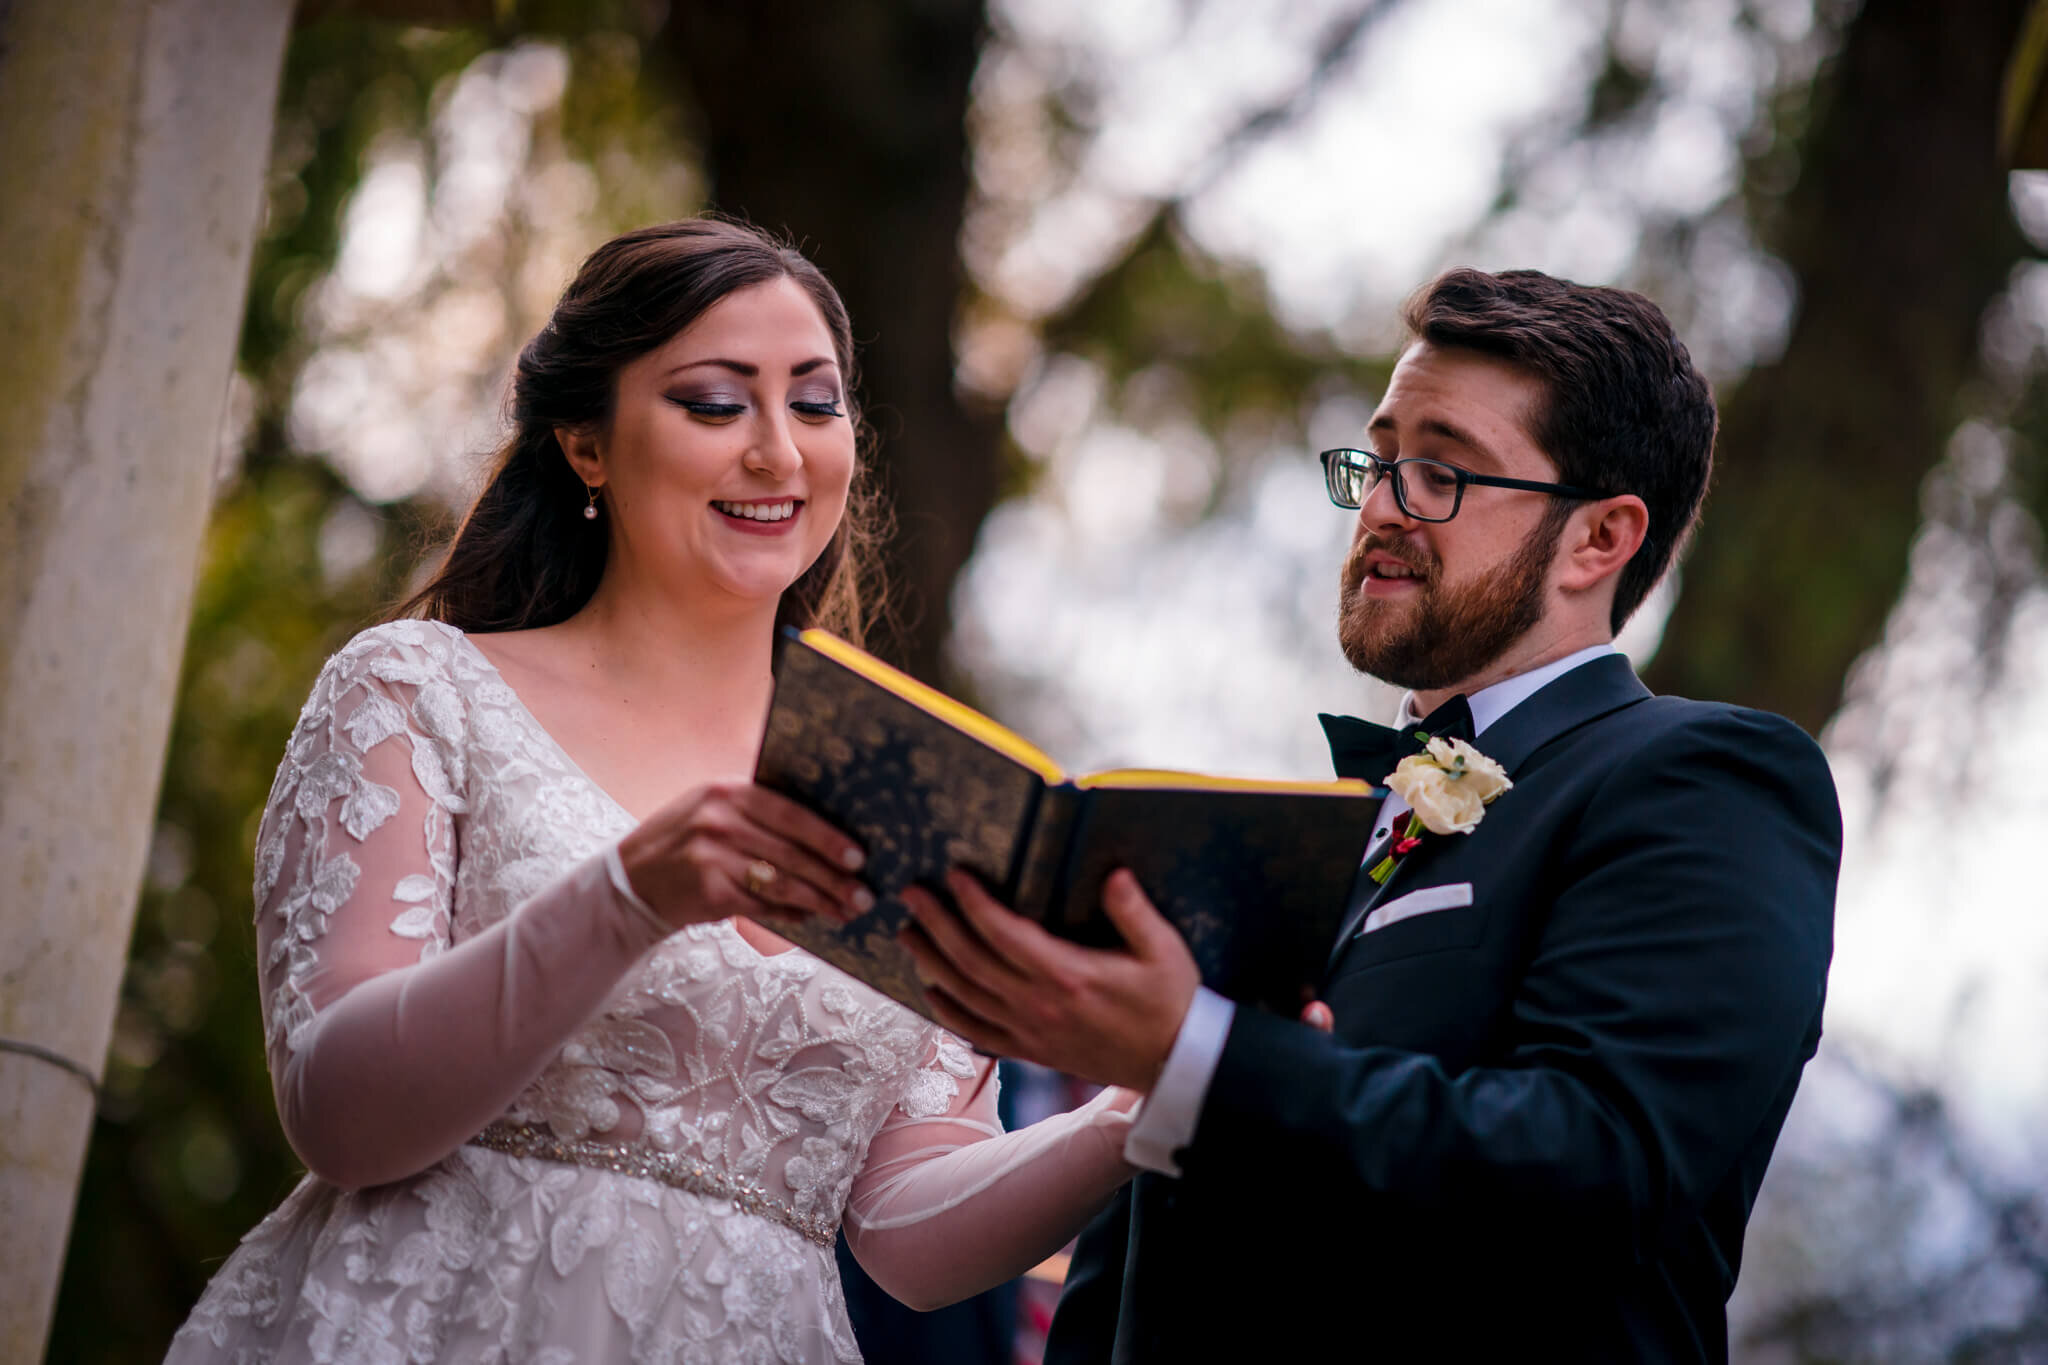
[583,485,599,520]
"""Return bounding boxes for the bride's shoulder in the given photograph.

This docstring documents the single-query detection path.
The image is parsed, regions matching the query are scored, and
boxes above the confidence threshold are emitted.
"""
[310,618,484,698]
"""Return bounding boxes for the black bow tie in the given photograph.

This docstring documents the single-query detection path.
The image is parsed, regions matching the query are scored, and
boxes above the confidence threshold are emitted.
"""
[1318,693,1476,785]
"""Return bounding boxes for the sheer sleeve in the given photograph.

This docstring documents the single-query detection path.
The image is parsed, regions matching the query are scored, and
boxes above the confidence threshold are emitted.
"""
[253,626,670,1189]
[842,1034,1141,1310]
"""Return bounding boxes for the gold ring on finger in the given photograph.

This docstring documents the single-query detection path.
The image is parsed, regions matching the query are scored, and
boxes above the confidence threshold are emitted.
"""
[743,859,779,897]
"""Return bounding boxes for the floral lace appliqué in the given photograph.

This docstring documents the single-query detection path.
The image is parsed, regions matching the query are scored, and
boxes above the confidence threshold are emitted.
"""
[174,620,962,1365]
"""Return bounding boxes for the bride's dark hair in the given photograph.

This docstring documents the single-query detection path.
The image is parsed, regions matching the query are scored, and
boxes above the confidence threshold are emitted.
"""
[399,217,885,644]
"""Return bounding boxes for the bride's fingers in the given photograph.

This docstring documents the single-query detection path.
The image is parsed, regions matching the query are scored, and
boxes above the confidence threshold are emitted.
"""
[731,785,867,877]
[732,877,810,929]
[718,817,875,921]
[624,783,872,926]
[724,838,871,924]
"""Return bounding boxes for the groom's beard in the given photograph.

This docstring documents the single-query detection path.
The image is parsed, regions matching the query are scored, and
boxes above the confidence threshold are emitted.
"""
[1337,514,1562,692]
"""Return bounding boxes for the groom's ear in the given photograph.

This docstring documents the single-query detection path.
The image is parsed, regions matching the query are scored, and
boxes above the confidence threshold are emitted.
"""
[1555,495,1648,597]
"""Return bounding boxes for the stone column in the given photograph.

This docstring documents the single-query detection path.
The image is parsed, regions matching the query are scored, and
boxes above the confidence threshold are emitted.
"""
[0,0,294,1356]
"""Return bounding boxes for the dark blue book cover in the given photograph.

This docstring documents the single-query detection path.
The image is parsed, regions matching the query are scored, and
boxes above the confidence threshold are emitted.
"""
[754,629,1377,1022]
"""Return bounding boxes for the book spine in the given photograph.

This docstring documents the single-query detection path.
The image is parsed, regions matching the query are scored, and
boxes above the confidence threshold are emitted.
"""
[1007,784,1079,921]
[1048,794,1105,932]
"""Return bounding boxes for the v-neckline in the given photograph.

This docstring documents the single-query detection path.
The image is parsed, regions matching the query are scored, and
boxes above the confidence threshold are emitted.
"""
[453,627,645,828]
[448,626,800,961]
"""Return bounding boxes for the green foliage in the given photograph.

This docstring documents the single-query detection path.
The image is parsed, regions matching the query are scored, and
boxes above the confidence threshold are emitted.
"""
[240,5,679,412]
[1581,42,1655,131]
[1043,216,1387,439]
[1015,213,1393,529]
[241,21,492,396]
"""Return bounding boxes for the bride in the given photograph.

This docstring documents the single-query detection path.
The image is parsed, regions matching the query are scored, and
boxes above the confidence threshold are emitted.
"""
[168,218,1137,1364]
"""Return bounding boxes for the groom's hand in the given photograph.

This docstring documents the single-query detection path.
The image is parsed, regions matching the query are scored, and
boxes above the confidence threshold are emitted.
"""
[898,868,1199,1092]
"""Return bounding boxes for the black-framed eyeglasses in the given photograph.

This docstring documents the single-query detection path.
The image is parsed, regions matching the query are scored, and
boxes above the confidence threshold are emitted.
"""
[1318,448,1613,523]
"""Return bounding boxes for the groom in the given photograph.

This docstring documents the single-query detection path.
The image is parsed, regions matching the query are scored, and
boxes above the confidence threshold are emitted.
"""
[899,268,1840,1361]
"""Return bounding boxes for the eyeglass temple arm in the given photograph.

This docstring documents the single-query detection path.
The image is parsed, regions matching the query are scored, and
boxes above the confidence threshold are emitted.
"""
[1459,471,1612,500]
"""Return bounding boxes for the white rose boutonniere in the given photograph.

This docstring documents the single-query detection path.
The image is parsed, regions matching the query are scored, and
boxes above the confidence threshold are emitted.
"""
[1368,737,1514,884]
[1389,737,1512,834]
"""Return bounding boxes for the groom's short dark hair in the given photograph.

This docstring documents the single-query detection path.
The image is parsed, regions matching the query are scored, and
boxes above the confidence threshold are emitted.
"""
[1401,268,1716,631]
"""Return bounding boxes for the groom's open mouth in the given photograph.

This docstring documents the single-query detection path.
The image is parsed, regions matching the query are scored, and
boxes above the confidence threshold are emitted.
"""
[1359,549,1428,598]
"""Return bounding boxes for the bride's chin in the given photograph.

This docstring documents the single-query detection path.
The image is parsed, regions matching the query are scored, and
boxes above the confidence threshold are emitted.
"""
[700,565,815,609]
[674,544,809,589]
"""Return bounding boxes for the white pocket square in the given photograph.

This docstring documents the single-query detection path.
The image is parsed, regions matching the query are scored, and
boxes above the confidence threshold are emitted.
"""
[1357,882,1475,937]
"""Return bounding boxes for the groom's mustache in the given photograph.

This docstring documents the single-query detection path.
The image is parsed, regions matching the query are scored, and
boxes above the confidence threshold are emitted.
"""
[1342,533,1437,596]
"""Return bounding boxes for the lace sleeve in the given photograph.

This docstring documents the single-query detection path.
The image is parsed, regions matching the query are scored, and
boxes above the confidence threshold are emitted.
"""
[254,627,464,1061]
[841,1030,1141,1310]
[253,624,669,1189]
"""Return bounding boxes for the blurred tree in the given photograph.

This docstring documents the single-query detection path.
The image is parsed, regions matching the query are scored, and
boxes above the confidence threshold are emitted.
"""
[2000,0,2048,169]
[655,0,997,685]
[1738,1054,2048,1360]
[1643,0,2037,735]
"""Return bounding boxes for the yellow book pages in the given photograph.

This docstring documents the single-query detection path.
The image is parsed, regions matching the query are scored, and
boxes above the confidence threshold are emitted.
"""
[1074,769,1375,795]
[798,629,1067,784]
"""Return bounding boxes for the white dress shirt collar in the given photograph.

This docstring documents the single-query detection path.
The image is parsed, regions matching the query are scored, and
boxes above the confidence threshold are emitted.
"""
[1394,642,1621,737]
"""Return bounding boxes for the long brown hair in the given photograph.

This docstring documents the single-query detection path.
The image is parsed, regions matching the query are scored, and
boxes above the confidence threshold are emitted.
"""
[399,218,886,643]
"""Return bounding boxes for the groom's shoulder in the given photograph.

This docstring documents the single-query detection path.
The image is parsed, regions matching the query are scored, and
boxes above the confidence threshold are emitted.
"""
[1625,691,1826,761]
[1587,691,1838,821]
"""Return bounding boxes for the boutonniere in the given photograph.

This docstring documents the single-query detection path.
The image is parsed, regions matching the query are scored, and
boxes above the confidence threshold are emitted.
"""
[1367,736,1514,884]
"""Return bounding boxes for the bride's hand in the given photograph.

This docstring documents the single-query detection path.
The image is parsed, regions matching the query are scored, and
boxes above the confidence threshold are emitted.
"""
[614,782,873,931]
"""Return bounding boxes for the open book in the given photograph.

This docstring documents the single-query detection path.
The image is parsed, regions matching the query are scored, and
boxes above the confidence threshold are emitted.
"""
[754,629,1380,1025]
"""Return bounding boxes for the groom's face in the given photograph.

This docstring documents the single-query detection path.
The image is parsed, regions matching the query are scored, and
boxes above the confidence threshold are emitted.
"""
[1337,343,1570,691]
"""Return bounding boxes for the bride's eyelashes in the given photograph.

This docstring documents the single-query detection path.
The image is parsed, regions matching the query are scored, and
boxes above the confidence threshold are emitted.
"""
[666,393,845,422]
[671,396,746,420]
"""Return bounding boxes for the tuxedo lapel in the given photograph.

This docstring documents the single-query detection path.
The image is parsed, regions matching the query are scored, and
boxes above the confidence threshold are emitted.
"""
[1469,652,1650,775]
[1323,654,1652,976]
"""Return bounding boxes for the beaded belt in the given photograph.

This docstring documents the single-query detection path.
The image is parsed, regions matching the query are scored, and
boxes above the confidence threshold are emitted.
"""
[468,1120,839,1248]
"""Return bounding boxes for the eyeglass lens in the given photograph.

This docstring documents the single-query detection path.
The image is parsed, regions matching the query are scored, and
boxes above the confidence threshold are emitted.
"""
[1330,454,1461,521]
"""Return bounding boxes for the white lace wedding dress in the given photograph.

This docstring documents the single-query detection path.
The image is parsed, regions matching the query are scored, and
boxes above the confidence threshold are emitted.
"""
[167,619,1135,1365]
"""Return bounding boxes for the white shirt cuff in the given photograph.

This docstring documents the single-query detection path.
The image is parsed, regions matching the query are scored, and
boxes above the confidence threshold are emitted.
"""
[1122,987,1234,1177]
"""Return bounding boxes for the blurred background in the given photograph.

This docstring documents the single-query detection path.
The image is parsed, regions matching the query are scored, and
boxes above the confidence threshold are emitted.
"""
[41,0,2048,1359]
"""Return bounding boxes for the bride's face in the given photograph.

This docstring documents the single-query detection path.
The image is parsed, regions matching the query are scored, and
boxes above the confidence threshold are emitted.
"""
[578,276,856,611]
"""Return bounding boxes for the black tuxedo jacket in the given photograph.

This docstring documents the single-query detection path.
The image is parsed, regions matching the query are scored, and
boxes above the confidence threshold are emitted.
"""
[1044,655,1840,1363]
